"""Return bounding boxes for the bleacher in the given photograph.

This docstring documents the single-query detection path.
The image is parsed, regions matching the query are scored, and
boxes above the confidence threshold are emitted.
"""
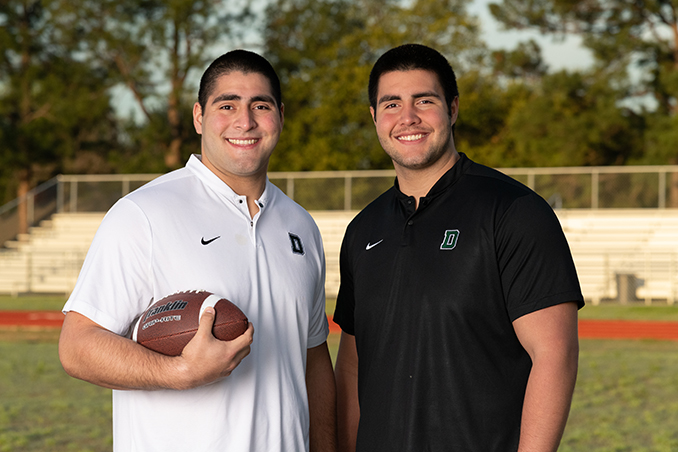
[2,209,678,304]
[0,211,357,298]
[0,213,104,295]
[558,209,678,304]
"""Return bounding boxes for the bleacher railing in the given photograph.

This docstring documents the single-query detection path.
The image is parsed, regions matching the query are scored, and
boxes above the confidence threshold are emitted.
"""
[2,164,678,246]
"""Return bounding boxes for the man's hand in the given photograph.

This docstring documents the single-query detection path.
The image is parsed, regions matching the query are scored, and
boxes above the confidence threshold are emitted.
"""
[177,306,254,389]
[59,308,254,391]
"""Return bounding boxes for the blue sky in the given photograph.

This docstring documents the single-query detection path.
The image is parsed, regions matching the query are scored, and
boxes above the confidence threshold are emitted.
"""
[470,0,595,71]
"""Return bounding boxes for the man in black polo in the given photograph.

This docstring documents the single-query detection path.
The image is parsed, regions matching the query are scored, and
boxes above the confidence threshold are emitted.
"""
[333,44,584,452]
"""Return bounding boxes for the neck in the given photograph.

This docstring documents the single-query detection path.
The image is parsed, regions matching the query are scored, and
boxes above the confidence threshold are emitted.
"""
[227,175,267,218]
[395,150,460,208]
[199,155,268,218]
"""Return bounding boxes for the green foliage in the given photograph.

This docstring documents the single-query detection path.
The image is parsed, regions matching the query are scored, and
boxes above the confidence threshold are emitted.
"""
[465,69,644,168]
[0,0,118,204]
[262,0,486,171]
[3,0,678,211]
[490,39,548,80]
[489,0,678,165]
[57,0,254,170]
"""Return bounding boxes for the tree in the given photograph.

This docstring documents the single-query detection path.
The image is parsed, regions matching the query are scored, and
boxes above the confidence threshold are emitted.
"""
[0,0,117,232]
[489,0,678,203]
[490,39,548,81]
[262,0,486,171]
[64,0,253,170]
[483,70,643,167]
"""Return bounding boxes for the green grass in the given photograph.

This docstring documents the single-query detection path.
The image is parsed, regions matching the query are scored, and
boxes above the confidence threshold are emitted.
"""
[4,296,678,450]
[0,295,67,311]
[579,303,678,321]
[562,339,678,451]
[0,331,112,452]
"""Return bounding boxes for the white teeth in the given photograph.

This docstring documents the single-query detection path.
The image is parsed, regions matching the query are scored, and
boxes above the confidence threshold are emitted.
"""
[397,134,423,142]
[228,138,258,145]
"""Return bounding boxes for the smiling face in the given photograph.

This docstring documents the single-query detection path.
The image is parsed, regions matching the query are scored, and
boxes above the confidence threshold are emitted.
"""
[193,70,284,188]
[370,69,459,173]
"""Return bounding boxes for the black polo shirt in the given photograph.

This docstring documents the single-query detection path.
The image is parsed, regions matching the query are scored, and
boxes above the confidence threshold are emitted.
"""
[334,153,584,452]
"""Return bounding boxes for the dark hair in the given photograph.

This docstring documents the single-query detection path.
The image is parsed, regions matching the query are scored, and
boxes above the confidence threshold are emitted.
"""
[368,44,458,117]
[198,49,282,114]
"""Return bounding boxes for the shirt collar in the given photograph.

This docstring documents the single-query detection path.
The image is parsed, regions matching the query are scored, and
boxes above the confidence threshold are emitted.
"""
[186,154,270,209]
[395,152,472,204]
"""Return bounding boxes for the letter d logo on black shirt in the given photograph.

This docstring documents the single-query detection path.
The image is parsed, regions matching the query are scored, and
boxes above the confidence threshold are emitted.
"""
[440,230,459,250]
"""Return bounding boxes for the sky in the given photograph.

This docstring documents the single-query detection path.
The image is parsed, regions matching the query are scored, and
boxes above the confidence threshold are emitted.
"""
[112,0,597,122]
[469,0,595,72]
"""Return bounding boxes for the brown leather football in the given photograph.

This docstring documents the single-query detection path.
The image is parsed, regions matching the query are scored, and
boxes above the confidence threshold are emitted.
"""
[132,290,248,356]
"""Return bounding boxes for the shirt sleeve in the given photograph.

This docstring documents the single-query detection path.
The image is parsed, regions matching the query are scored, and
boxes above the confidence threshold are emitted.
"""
[496,193,585,322]
[333,225,356,335]
[307,227,330,348]
[63,198,154,336]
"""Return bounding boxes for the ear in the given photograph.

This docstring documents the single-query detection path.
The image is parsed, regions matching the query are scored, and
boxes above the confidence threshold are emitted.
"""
[193,102,203,134]
[449,97,459,127]
[370,106,377,125]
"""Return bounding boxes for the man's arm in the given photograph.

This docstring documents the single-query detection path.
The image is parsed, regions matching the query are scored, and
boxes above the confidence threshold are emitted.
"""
[513,301,579,452]
[335,332,360,452]
[58,307,254,391]
[306,341,337,452]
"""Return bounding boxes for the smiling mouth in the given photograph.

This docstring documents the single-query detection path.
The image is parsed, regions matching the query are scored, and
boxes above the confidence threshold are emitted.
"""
[227,138,259,145]
[396,133,426,142]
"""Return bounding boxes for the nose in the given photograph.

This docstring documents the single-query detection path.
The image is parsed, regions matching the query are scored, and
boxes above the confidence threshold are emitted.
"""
[235,108,256,131]
[399,103,421,126]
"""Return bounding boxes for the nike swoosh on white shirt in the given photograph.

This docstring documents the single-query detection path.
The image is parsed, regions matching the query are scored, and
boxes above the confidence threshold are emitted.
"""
[366,239,384,250]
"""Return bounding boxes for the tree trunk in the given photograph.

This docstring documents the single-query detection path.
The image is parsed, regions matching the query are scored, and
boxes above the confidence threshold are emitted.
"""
[17,169,30,236]
[164,89,183,169]
[164,136,182,169]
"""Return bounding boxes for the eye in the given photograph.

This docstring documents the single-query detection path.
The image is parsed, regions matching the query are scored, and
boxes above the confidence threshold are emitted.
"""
[254,104,271,110]
[219,104,233,110]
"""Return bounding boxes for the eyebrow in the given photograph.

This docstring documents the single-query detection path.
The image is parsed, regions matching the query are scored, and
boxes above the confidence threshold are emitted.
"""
[211,93,277,106]
[377,94,401,105]
[377,91,442,105]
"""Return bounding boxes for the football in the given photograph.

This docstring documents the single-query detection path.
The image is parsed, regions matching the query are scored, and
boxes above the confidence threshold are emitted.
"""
[132,290,248,356]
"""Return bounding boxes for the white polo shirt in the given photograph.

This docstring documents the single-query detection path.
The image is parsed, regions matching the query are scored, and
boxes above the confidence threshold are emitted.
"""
[64,154,329,452]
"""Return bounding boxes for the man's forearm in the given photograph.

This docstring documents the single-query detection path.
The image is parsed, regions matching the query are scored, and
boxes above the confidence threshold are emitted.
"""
[518,351,578,451]
[59,310,253,391]
[306,342,338,452]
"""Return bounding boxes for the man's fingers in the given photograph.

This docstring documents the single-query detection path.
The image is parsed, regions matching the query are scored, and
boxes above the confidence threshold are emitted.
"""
[197,306,216,337]
[237,322,255,344]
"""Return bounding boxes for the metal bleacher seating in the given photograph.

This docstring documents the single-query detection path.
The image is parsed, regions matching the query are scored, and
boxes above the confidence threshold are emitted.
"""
[558,209,678,304]
[0,211,357,299]
[2,208,678,305]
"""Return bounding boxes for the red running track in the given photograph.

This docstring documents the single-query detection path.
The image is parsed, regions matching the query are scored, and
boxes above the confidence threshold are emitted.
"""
[2,312,678,340]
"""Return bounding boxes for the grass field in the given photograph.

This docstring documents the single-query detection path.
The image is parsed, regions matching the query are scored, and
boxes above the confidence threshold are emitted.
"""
[3,296,678,450]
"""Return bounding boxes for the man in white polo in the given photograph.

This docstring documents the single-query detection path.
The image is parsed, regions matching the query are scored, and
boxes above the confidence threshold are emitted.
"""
[59,49,337,452]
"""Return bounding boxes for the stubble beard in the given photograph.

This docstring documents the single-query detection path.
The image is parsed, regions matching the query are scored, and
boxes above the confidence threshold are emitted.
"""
[380,126,453,171]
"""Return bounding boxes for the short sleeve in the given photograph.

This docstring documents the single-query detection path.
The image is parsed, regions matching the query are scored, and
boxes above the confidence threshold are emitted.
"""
[496,193,584,321]
[63,198,154,336]
[307,238,330,348]
[333,226,356,335]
